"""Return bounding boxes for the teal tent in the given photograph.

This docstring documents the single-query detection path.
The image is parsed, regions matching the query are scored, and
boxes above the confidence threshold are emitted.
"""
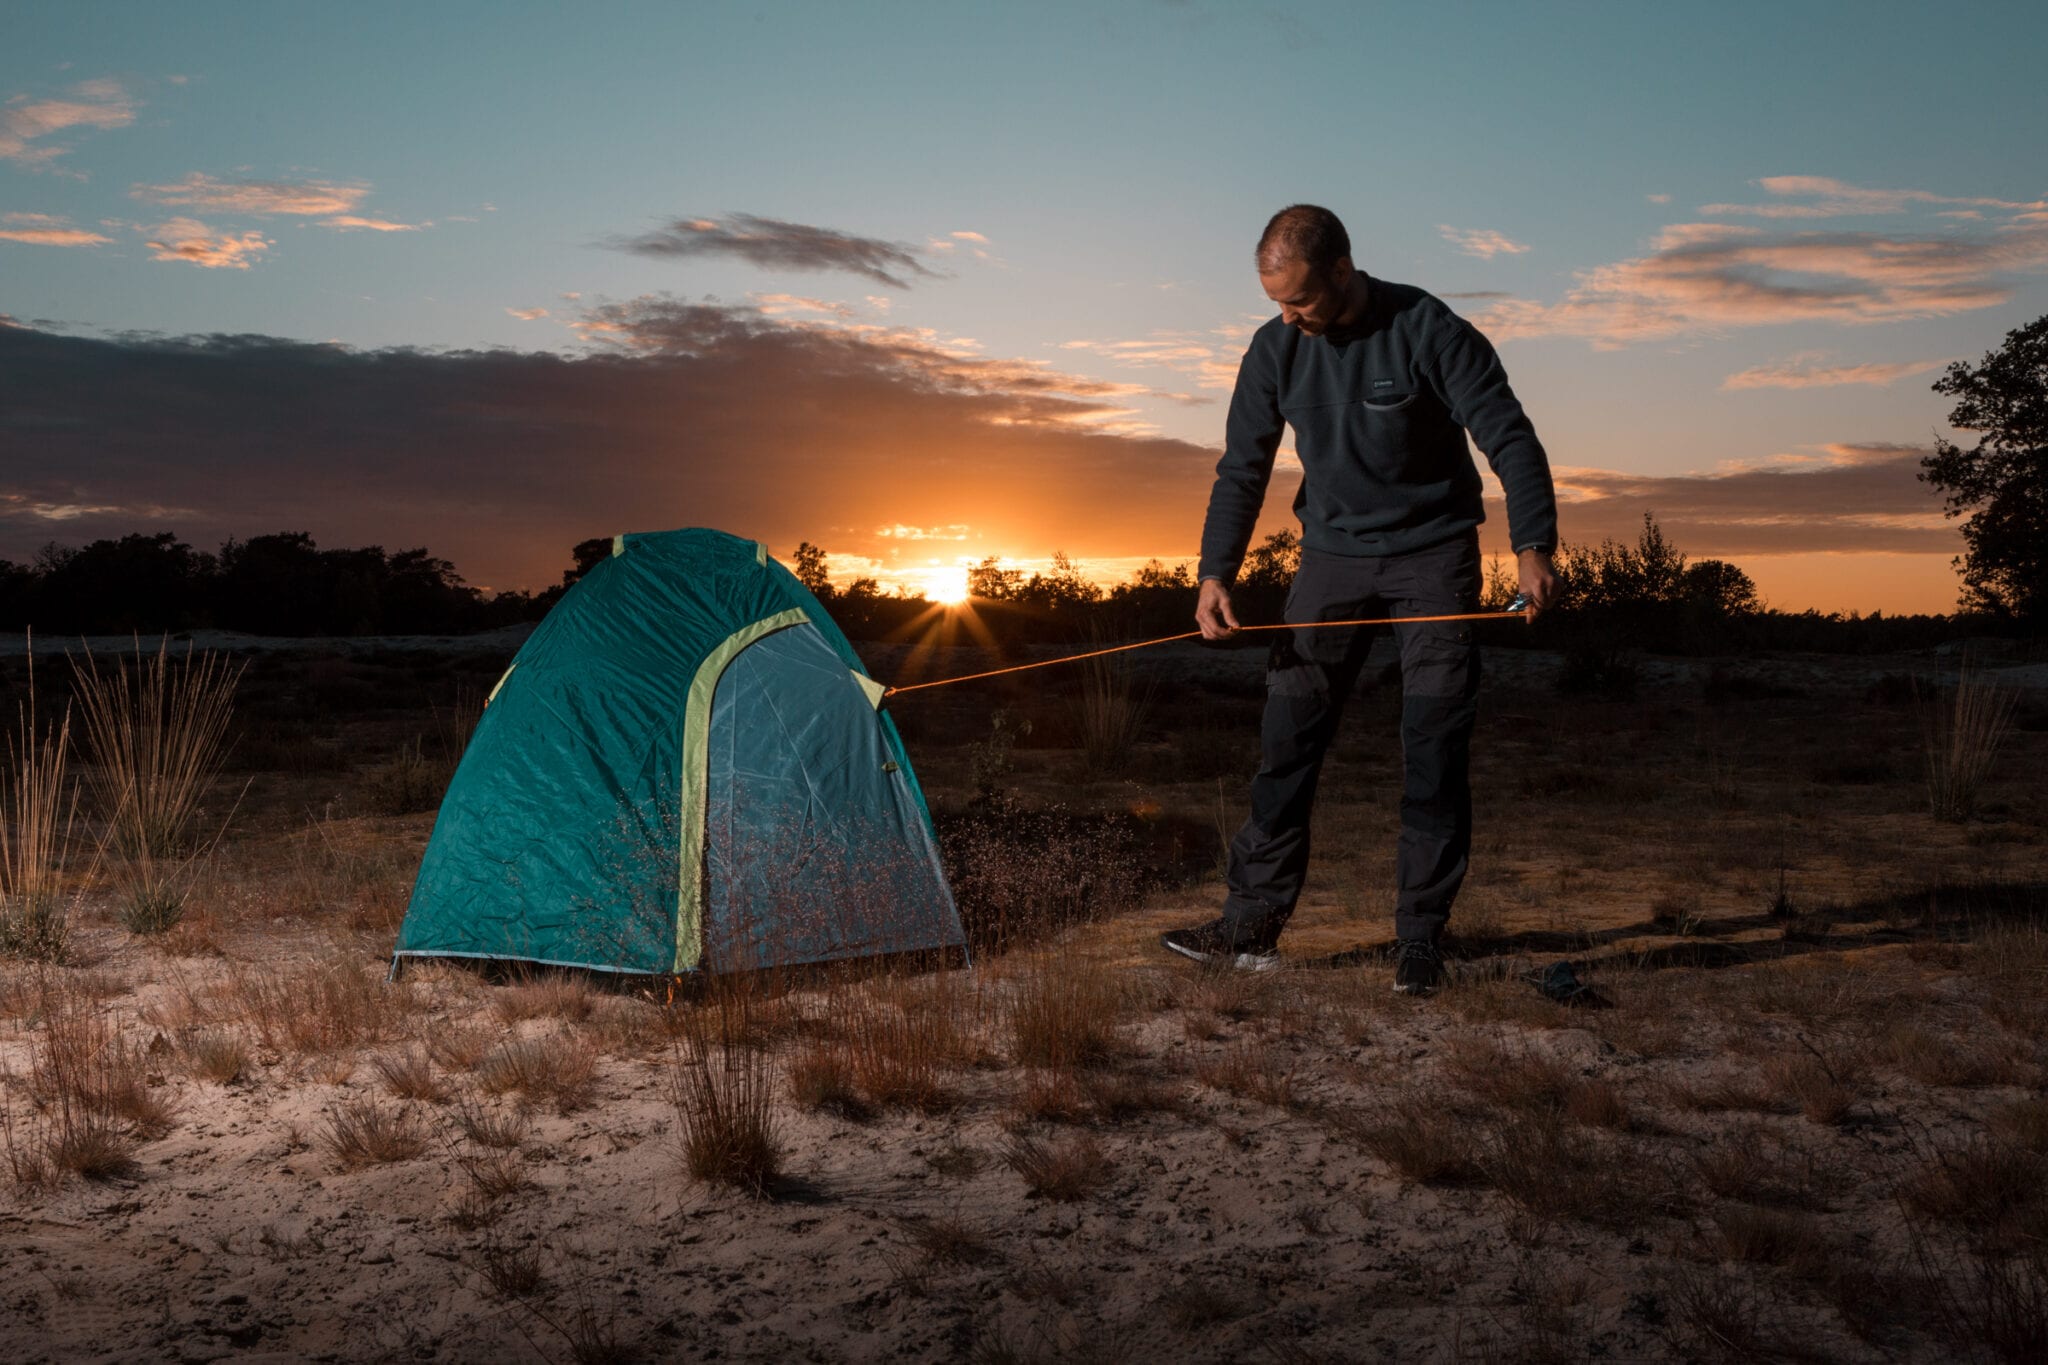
[393,529,964,976]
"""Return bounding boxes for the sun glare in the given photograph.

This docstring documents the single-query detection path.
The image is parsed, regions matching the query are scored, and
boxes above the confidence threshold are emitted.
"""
[926,565,970,605]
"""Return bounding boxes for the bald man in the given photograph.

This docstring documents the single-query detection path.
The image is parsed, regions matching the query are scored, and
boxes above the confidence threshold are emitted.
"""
[1161,203,1559,994]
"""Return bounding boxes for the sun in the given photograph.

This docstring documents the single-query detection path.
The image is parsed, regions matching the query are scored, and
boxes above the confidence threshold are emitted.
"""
[925,564,970,606]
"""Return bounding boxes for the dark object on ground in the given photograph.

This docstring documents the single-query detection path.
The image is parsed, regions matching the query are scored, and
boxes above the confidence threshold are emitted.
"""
[1524,960,1611,1008]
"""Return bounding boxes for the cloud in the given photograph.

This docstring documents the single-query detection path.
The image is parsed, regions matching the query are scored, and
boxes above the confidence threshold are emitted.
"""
[611,214,940,289]
[131,173,371,216]
[506,307,549,321]
[1527,442,1952,555]
[0,212,111,246]
[1721,352,1949,390]
[320,215,425,232]
[0,79,135,171]
[0,300,1244,591]
[1478,220,2048,347]
[140,218,271,269]
[876,524,972,541]
[1647,193,1672,205]
[1059,325,1256,392]
[1439,291,1512,301]
[950,230,989,244]
[1701,175,2048,220]
[1438,225,1530,259]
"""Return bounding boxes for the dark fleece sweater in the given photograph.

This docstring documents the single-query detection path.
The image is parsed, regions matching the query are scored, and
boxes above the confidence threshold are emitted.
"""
[1198,275,1558,585]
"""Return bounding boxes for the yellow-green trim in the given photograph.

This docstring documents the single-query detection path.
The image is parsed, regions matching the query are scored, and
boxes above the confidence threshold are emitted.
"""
[853,670,887,710]
[672,607,812,972]
[484,663,516,708]
[611,534,625,557]
[755,541,767,566]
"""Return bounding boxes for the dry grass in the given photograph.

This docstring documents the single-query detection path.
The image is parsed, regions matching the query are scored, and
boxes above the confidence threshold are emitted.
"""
[453,1097,530,1150]
[1692,1124,1833,1211]
[318,1095,426,1168]
[4,981,176,1186]
[1003,1131,1111,1201]
[1484,1111,1675,1231]
[1899,1137,2048,1253]
[1006,947,1123,1070]
[491,973,595,1025]
[1763,1053,1859,1125]
[1329,1100,1486,1186]
[1706,1203,1830,1274]
[1876,1023,2032,1089]
[226,952,413,1057]
[475,1034,598,1113]
[1922,660,2021,821]
[1193,1041,1297,1109]
[668,989,780,1194]
[787,1042,871,1119]
[0,659,81,963]
[72,638,246,935]
[181,1028,251,1084]
[372,1047,449,1103]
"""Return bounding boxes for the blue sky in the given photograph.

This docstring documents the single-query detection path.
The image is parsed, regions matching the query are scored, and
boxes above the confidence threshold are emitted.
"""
[5,1,2046,610]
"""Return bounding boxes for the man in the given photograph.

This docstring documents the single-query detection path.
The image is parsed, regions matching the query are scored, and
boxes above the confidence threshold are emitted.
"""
[1160,204,1558,995]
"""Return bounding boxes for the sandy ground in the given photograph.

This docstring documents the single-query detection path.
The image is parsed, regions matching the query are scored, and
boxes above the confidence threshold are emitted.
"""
[1,636,2044,1362]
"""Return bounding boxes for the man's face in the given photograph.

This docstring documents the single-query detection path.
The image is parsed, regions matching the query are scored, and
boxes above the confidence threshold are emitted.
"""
[1260,256,1352,336]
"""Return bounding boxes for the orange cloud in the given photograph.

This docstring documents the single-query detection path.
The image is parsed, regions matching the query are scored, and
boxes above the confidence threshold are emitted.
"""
[132,173,370,216]
[0,212,110,246]
[319,215,425,232]
[505,307,549,321]
[1702,175,2048,220]
[141,218,271,269]
[0,80,135,171]
[1720,352,1949,390]
[1439,225,1530,259]
[1479,221,2048,346]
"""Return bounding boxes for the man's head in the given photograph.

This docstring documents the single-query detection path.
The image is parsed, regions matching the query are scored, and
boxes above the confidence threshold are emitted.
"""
[1256,204,1361,336]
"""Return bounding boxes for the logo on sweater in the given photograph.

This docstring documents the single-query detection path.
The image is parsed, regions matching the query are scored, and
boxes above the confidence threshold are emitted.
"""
[1371,377,1395,391]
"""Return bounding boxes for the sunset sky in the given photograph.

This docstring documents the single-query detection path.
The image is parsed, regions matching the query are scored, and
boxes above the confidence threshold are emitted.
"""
[5,2,2046,614]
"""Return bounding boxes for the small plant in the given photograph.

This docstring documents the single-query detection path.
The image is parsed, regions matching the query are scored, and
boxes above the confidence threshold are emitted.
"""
[1922,658,2020,821]
[373,1047,449,1103]
[0,647,81,962]
[1007,947,1123,1071]
[454,1097,531,1150]
[1003,1131,1111,1201]
[476,1034,599,1113]
[1072,625,1153,775]
[182,1029,251,1085]
[71,638,247,936]
[319,1095,426,1168]
[668,986,780,1194]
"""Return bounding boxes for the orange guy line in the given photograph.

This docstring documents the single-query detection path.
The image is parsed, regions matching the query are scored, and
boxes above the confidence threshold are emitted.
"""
[881,605,1528,698]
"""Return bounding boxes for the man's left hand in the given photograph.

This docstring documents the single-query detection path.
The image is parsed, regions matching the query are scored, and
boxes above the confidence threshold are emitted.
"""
[1517,548,1557,622]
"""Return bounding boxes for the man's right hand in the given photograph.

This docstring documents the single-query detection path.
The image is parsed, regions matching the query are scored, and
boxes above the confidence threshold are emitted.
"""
[1195,578,1241,639]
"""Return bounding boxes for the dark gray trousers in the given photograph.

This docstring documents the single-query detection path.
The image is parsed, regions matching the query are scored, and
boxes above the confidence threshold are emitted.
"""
[1220,530,1482,945]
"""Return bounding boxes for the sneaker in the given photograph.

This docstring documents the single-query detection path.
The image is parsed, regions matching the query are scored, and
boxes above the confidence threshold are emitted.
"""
[1390,938,1444,996]
[1160,918,1281,972]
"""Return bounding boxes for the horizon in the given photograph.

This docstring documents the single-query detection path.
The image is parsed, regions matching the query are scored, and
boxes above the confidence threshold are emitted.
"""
[7,3,2048,616]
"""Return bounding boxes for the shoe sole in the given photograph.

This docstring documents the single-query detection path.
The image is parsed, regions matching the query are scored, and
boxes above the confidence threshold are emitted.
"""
[1163,939,1281,972]
[1391,979,1439,997]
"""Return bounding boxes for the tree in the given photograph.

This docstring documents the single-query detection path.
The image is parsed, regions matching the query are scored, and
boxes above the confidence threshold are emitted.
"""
[1238,529,1301,591]
[1681,559,1760,618]
[1920,314,2048,620]
[561,537,613,588]
[1017,550,1101,612]
[967,555,1023,601]
[791,541,832,599]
